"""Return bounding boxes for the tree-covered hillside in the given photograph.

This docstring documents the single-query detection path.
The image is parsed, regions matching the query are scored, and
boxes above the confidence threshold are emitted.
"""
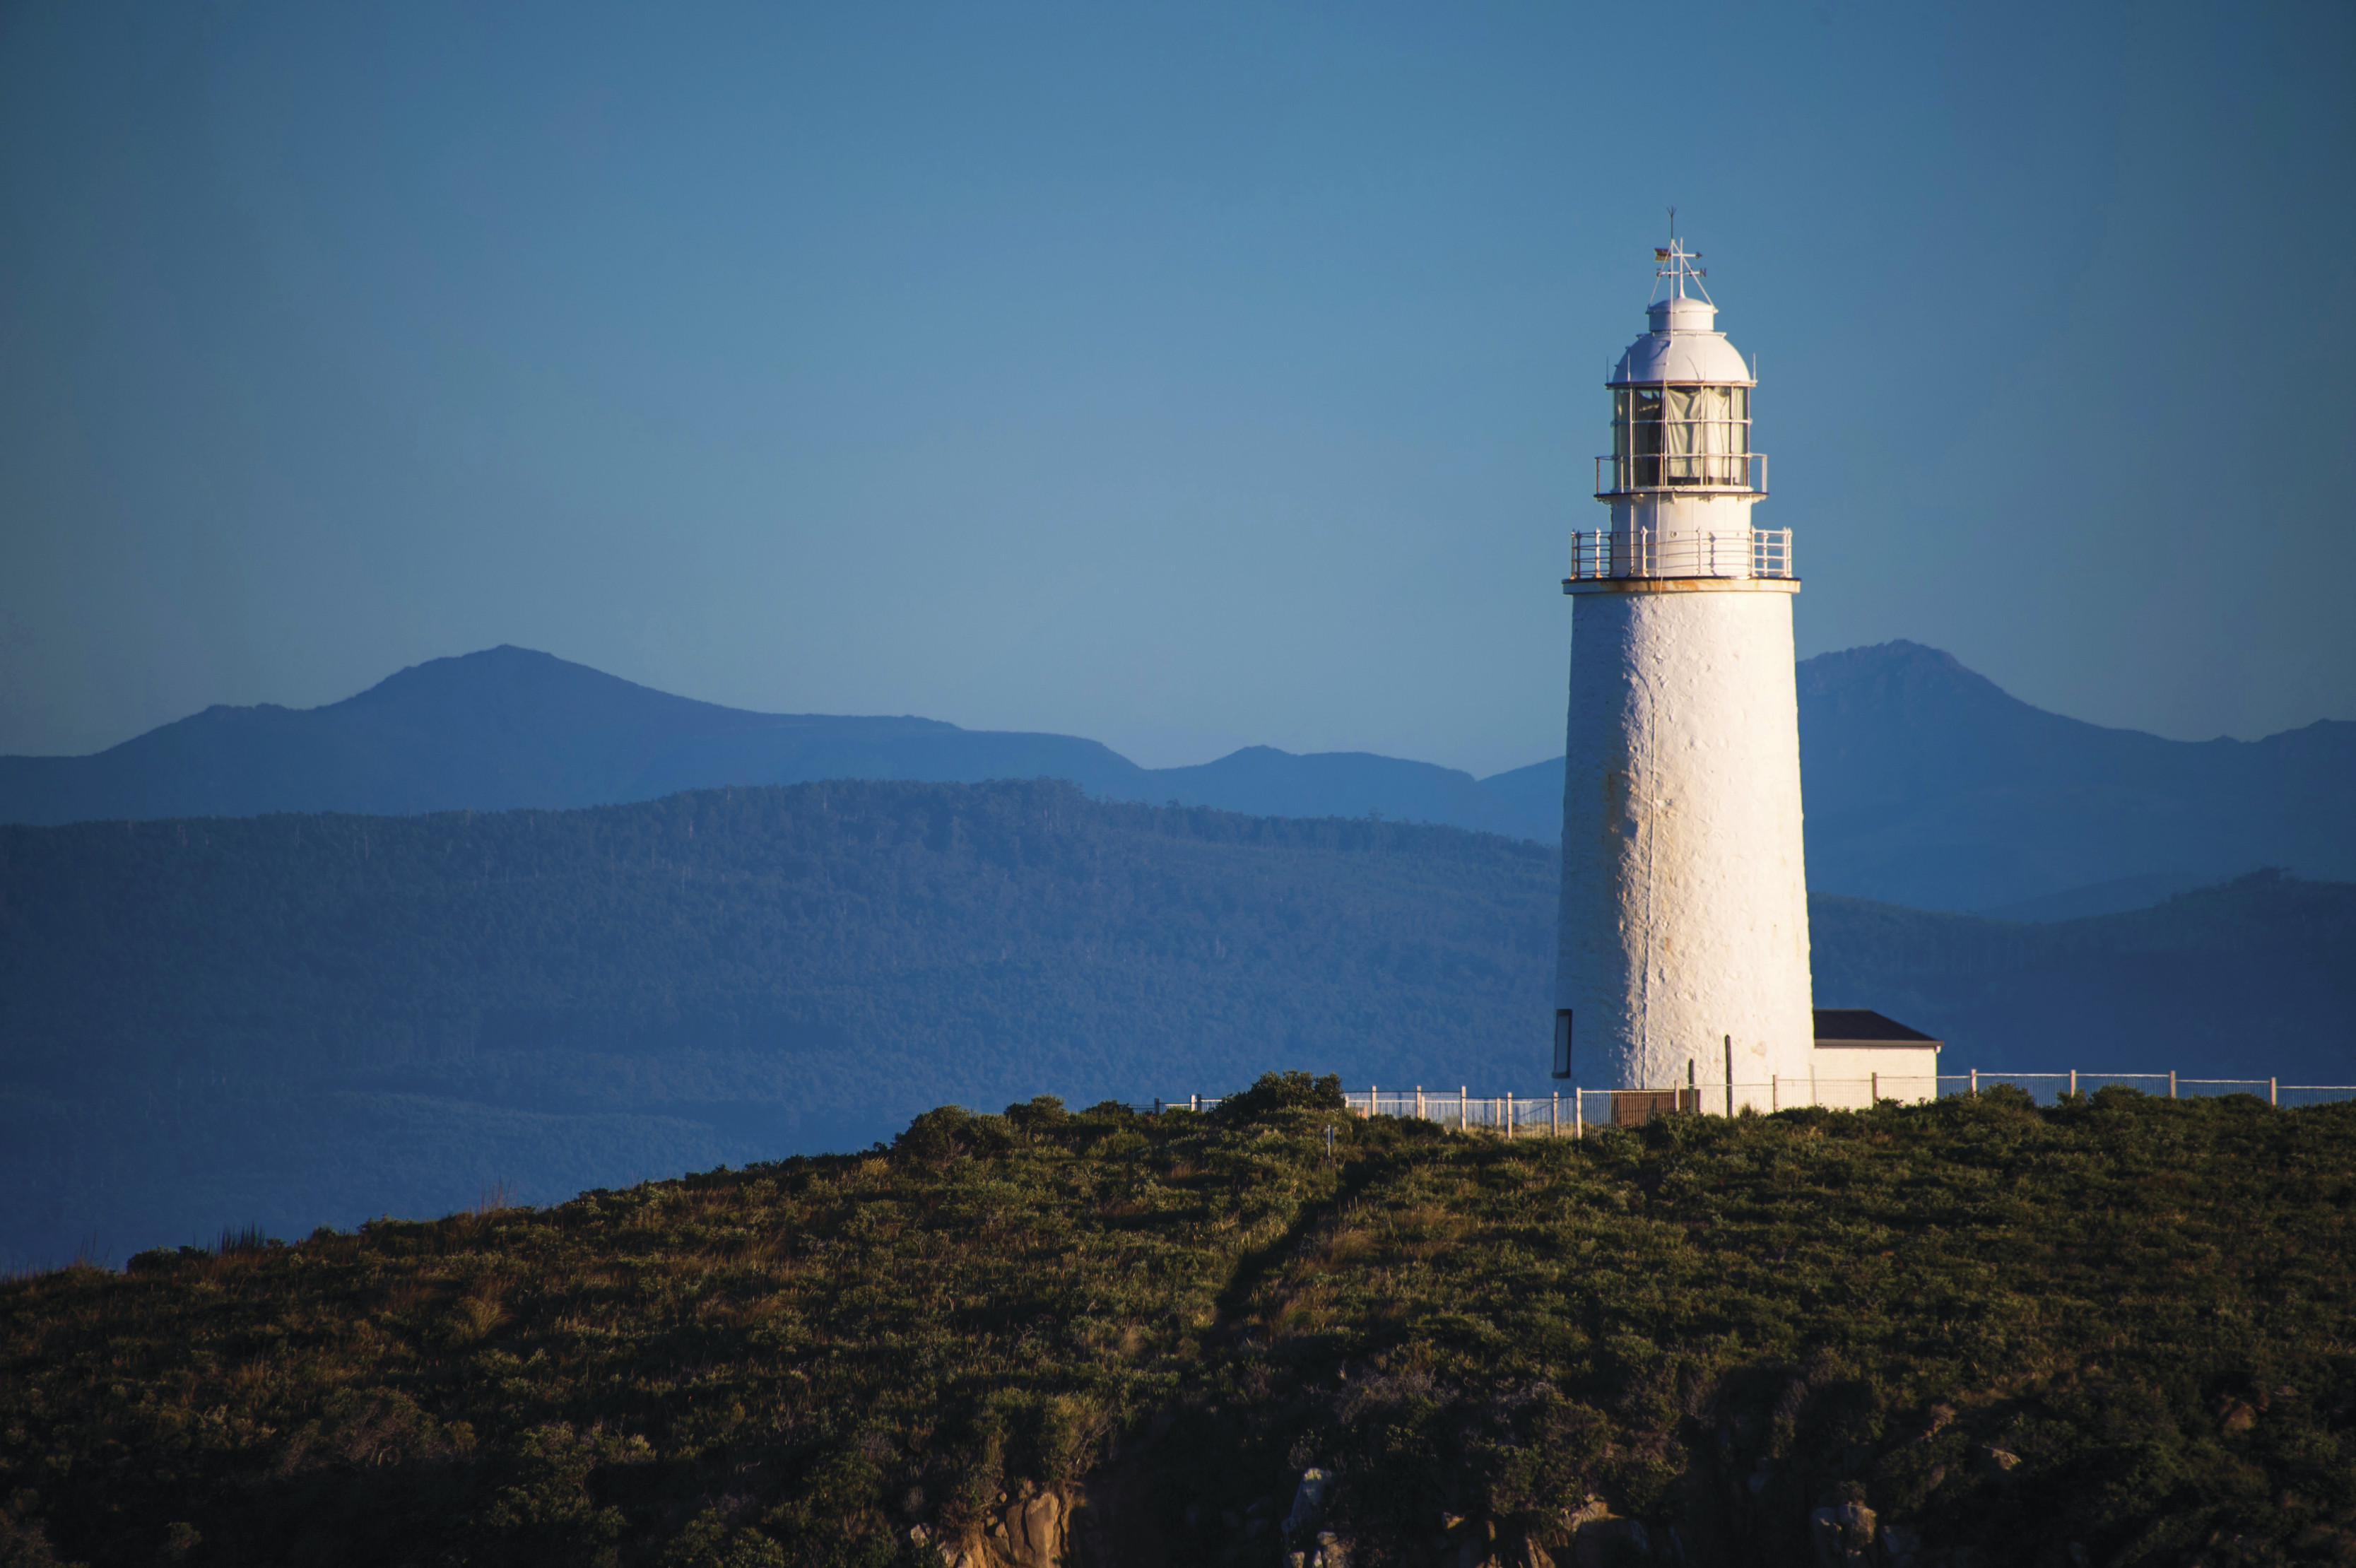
[1,780,2349,1268]
[0,782,1555,1266]
[4,1085,2352,1567]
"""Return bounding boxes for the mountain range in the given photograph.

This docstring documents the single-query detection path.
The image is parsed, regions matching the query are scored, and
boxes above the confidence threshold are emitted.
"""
[4,641,2348,912]
[0,645,1541,839]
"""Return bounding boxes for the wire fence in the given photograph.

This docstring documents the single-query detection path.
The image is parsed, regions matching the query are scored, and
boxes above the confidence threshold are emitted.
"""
[1138,1073,2356,1135]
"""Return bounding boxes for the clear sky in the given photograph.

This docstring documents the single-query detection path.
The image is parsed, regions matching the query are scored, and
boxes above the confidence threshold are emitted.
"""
[3,0,2350,774]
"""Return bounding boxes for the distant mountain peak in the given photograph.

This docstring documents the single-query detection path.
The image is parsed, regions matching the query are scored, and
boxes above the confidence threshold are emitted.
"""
[338,645,728,716]
[1797,639,2018,707]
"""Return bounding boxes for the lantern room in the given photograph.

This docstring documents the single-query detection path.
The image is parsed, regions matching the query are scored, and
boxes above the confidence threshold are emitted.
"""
[1569,232,1789,585]
[1599,244,1761,498]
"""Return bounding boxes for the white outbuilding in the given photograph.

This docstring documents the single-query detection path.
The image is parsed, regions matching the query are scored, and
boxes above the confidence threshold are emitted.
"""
[1808,1008,1943,1109]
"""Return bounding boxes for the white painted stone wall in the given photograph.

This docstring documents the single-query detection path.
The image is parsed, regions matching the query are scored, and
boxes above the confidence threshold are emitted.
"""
[1555,579,1815,1104]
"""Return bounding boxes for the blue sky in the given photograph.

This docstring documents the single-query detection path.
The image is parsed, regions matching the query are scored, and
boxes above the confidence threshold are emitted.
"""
[2,0,2350,774]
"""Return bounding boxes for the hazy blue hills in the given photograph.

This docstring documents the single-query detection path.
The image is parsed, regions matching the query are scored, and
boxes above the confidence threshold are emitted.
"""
[1799,641,2356,909]
[0,644,1551,840]
[6,639,2348,913]
[1,777,2348,1267]
[1483,639,2356,911]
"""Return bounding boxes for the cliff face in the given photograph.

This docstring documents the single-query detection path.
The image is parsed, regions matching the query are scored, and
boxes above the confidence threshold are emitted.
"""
[5,1083,2352,1567]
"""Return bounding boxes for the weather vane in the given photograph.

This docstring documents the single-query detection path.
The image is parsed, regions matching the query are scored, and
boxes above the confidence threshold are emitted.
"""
[1650,208,1710,302]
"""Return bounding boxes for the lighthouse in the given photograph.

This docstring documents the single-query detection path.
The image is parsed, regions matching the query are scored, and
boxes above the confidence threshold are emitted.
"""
[1551,232,1814,1109]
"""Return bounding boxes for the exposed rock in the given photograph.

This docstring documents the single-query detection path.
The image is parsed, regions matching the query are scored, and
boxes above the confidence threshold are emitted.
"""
[1285,1468,1334,1542]
[1001,1489,1066,1568]
[1553,1501,1648,1568]
[1810,1503,1878,1568]
[938,1487,1076,1568]
[1287,1530,1353,1568]
[2219,1398,2258,1434]
[1977,1445,2022,1478]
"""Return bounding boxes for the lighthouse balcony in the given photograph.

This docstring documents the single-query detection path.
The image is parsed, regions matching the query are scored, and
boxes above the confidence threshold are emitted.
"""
[1566,527,1794,583]
[1594,451,1767,498]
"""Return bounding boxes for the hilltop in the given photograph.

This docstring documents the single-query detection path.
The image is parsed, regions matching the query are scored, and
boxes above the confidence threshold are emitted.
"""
[3,1084,2352,1567]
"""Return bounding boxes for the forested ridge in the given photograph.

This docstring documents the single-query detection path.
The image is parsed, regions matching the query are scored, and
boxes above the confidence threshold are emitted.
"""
[0,782,1555,1266]
[1,779,2349,1268]
[4,1082,2352,1567]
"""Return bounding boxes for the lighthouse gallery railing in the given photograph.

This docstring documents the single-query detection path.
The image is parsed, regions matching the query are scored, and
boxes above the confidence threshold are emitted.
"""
[1565,528,1793,582]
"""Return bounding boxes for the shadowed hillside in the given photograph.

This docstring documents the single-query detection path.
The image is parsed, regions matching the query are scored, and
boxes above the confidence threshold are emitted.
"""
[1,779,2350,1269]
[0,781,1557,1266]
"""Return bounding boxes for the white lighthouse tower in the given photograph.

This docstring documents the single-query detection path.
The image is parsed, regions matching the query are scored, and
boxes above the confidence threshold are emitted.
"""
[1551,232,1813,1109]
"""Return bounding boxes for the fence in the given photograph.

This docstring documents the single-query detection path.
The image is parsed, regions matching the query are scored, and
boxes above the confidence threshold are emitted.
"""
[1141,1074,2356,1136]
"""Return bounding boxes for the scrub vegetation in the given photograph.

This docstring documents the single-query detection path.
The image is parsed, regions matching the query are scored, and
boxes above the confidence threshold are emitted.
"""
[4,1078,2352,1567]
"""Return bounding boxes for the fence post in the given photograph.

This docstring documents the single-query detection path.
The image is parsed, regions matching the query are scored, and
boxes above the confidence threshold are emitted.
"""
[2169,1071,2177,1100]
[2270,1077,2279,1108]
[1504,1092,1514,1140]
[1724,1034,1735,1117]
[2068,1068,2078,1101]
[1574,1087,1584,1140]
[1969,1068,1977,1098]
[1872,1071,1880,1105]
[1687,1058,1697,1114]
[1191,1094,1199,1112]
[1552,1091,1559,1138]
[1367,1085,1375,1121]
[1460,1087,1468,1133]
[1417,1085,1425,1121]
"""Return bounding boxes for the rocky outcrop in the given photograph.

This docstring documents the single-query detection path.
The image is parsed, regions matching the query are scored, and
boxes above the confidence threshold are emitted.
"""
[930,1485,1070,1568]
[917,1452,1952,1568]
[926,1468,1181,1568]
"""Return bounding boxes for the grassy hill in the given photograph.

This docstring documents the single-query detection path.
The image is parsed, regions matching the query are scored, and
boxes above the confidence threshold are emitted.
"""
[4,1084,2352,1567]
[2,779,2351,1270]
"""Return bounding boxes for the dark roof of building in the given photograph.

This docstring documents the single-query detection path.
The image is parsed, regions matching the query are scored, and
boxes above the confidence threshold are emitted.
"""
[1813,1008,1941,1047]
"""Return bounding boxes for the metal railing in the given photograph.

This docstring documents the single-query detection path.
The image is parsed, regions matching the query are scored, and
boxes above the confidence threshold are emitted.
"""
[1596,451,1765,495]
[1141,1073,2356,1136]
[1566,528,1793,583]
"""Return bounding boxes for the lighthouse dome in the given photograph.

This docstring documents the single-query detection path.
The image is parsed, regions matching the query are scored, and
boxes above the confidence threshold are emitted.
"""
[1611,297,1753,387]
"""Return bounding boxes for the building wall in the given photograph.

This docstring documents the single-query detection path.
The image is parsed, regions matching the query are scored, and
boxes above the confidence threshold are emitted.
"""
[1805,1047,1941,1108]
[1557,580,1813,1104]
